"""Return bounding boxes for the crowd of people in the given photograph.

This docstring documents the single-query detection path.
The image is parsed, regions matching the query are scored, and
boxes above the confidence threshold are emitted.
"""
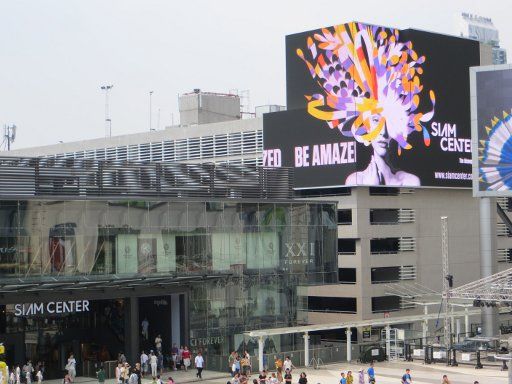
[7,360,45,384]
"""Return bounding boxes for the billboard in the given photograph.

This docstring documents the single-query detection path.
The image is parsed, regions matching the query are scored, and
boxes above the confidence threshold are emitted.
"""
[263,22,480,189]
[471,65,512,196]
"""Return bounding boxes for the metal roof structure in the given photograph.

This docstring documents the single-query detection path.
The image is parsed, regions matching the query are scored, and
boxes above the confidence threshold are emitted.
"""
[0,273,228,300]
[0,156,294,200]
[447,266,512,302]
[245,308,481,337]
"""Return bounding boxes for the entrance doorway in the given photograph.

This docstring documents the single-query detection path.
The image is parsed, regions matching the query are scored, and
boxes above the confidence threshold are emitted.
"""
[138,294,185,354]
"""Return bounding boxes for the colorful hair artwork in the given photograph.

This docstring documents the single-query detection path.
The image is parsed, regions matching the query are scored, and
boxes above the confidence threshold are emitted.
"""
[296,22,435,154]
[479,110,512,190]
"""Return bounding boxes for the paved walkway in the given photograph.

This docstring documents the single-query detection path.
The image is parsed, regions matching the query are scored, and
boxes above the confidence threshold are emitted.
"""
[42,360,510,384]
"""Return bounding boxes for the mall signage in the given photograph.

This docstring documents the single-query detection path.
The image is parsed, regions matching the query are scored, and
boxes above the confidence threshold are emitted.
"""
[263,21,480,189]
[470,65,512,196]
[14,300,90,316]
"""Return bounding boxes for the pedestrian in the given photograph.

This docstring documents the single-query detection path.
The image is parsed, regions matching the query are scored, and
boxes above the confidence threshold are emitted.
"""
[35,370,42,384]
[441,375,450,384]
[128,369,138,384]
[357,369,364,384]
[155,335,163,353]
[96,366,105,384]
[167,377,174,384]
[284,369,292,384]
[347,371,353,384]
[298,372,307,384]
[156,375,162,384]
[123,363,131,384]
[178,346,184,370]
[66,354,76,382]
[133,363,142,384]
[182,347,191,372]
[157,352,164,376]
[401,368,412,384]
[232,373,240,384]
[9,368,15,384]
[195,352,204,379]
[15,366,20,384]
[367,363,375,384]
[232,357,240,377]
[142,318,149,340]
[258,370,267,384]
[283,357,294,373]
[141,351,149,377]
[243,351,251,376]
[62,374,71,384]
[150,351,158,378]
[228,352,236,376]
[340,373,347,384]
[171,344,179,371]
[269,373,278,384]
[115,363,123,384]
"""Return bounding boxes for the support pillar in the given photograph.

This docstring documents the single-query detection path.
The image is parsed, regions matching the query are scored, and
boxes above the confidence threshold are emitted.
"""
[128,296,139,364]
[480,197,498,337]
[456,319,461,342]
[346,329,352,362]
[509,363,512,384]
[303,332,310,367]
[422,306,428,345]
[385,325,391,361]
[258,336,264,372]
[465,307,470,337]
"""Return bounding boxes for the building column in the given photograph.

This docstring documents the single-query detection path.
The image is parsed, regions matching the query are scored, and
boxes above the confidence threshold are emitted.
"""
[303,332,310,367]
[385,325,391,361]
[465,307,470,336]
[456,319,461,342]
[258,336,264,372]
[346,329,352,362]
[422,306,428,345]
[128,296,139,363]
[479,197,498,337]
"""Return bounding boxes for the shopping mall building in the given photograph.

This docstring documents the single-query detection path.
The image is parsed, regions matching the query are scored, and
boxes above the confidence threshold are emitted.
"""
[0,158,337,377]
[4,20,512,373]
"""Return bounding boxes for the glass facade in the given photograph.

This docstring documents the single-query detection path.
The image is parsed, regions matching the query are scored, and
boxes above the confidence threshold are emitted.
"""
[0,199,337,373]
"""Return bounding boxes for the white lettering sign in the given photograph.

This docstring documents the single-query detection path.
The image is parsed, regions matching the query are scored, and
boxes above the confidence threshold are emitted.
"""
[14,300,90,317]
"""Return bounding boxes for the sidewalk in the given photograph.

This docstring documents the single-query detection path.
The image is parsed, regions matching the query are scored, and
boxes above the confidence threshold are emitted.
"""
[41,360,509,384]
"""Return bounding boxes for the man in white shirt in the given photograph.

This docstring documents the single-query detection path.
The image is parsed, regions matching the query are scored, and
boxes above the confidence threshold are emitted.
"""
[155,335,162,353]
[149,351,158,378]
[140,351,149,377]
[194,352,204,379]
[283,357,294,373]
[66,355,76,381]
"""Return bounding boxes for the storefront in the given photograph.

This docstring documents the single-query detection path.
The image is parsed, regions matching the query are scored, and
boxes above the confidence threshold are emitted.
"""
[0,198,337,377]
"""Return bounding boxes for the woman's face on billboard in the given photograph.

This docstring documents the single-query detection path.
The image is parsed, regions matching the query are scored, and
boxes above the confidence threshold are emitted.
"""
[369,114,390,157]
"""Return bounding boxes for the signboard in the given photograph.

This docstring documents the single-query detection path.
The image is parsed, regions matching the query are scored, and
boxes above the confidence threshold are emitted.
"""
[471,64,512,196]
[362,326,372,339]
[14,300,90,316]
[263,21,479,189]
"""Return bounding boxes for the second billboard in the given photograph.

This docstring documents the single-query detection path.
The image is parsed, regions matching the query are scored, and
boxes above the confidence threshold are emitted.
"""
[264,22,479,189]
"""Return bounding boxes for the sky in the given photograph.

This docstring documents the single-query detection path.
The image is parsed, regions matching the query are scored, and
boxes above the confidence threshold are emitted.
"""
[1,0,511,150]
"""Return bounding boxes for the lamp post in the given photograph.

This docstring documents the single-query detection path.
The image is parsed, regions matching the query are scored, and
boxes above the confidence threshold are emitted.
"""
[149,91,154,131]
[100,85,113,137]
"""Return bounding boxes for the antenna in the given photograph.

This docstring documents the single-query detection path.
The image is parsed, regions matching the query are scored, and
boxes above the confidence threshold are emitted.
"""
[4,124,17,151]
[100,85,114,137]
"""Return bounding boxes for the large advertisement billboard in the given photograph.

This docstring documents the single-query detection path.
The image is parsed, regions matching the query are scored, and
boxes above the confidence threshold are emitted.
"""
[263,22,480,189]
[471,65,512,196]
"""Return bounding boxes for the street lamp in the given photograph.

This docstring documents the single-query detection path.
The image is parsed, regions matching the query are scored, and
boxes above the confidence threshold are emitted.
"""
[149,91,154,131]
[100,85,113,137]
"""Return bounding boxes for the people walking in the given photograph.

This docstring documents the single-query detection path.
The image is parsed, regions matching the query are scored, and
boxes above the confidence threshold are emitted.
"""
[35,370,42,384]
[150,351,158,378]
[284,369,292,384]
[441,375,451,384]
[358,369,365,384]
[141,351,149,377]
[367,363,375,383]
[401,368,412,384]
[155,335,163,353]
[182,347,191,372]
[195,352,204,379]
[340,372,347,384]
[346,371,353,384]
[96,366,105,384]
[283,357,294,373]
[66,354,76,382]
[298,372,307,384]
